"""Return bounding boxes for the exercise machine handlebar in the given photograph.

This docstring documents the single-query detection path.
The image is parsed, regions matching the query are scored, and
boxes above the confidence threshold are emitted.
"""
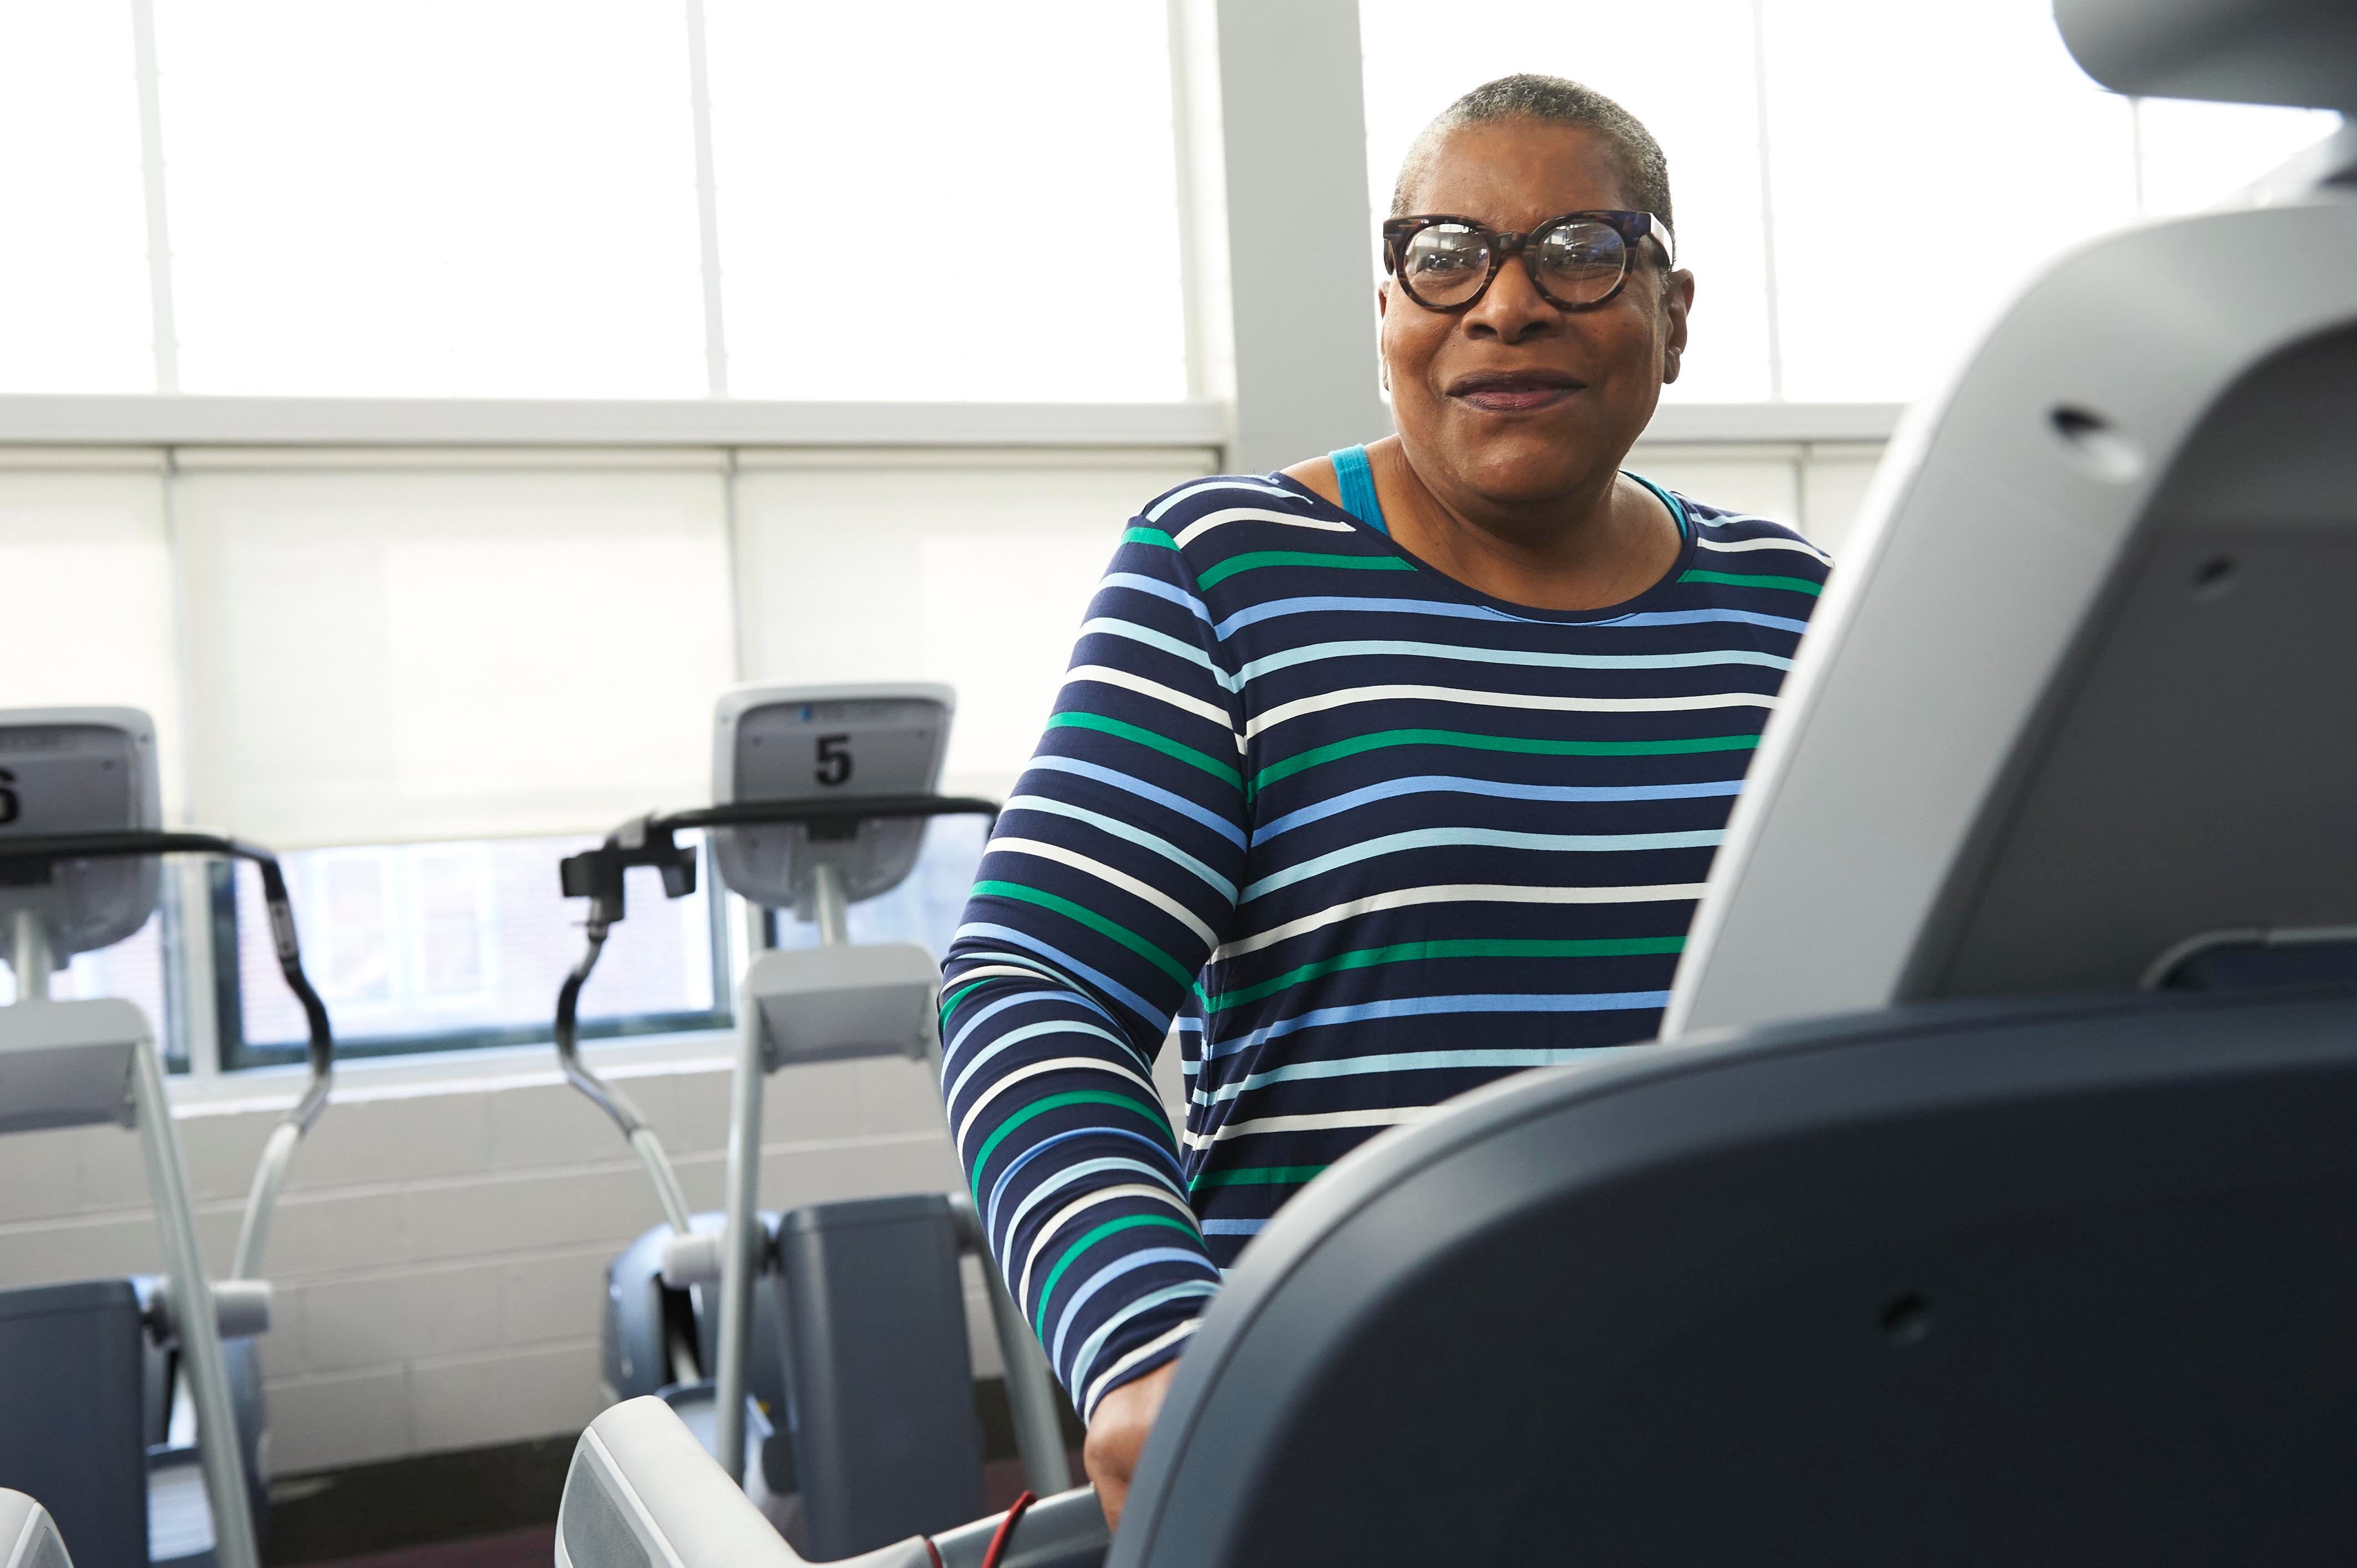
[0,831,334,1278]
[550,795,1002,1239]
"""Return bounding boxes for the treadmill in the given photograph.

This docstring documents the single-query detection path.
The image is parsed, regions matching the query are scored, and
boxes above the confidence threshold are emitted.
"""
[544,0,2357,1561]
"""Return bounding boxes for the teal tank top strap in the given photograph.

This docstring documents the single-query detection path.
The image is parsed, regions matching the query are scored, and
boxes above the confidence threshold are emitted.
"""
[1327,444,1388,536]
[1623,470,1691,541]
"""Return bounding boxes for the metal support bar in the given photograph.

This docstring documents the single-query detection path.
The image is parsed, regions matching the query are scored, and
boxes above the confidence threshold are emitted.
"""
[630,1125,696,1236]
[132,1037,259,1568]
[713,992,769,1483]
[10,911,52,1003]
[809,862,850,948]
[230,1117,299,1279]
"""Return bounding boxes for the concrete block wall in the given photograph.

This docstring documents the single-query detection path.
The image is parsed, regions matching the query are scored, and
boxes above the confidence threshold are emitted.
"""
[0,1054,996,1474]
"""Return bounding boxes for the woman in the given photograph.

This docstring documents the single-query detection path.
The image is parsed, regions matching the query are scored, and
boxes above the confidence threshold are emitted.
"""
[939,74,1828,1528]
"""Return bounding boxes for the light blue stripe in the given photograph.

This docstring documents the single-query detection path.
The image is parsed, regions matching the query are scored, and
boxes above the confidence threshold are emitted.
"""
[999,1157,1193,1278]
[1071,1281,1223,1416]
[1253,774,1744,845]
[1076,617,1236,690]
[1199,1045,1612,1105]
[1605,608,1810,633]
[1200,1219,1265,1236]
[1145,478,1298,522]
[1216,595,1516,638]
[1051,1247,1219,1370]
[1005,795,1238,902]
[1241,826,1723,902]
[986,1126,1186,1245]
[1100,571,1212,625]
[945,950,1123,1035]
[1203,991,1670,1061]
[951,922,1172,1031]
[946,1017,1143,1110]
[1024,756,1247,849]
[944,989,1082,1066]
[1236,637,1788,685]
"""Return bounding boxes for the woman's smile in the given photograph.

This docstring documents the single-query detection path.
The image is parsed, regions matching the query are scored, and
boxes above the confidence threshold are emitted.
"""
[1445,368,1586,414]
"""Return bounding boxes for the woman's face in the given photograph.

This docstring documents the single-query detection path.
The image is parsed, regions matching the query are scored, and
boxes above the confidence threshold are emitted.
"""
[1381,119,1693,512]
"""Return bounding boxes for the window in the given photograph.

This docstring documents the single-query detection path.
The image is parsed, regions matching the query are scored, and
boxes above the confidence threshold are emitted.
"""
[0,4,153,393]
[702,0,1188,401]
[219,834,727,1067]
[151,0,710,397]
[0,909,178,1066]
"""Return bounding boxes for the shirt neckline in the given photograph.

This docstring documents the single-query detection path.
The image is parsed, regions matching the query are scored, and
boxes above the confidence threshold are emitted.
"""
[1264,467,1702,627]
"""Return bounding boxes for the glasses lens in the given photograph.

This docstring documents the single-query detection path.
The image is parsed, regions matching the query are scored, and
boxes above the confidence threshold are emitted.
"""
[1532,219,1629,305]
[1401,224,1490,307]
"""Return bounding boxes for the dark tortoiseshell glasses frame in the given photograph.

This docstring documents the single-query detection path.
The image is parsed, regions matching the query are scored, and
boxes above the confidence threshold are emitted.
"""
[1381,210,1675,313]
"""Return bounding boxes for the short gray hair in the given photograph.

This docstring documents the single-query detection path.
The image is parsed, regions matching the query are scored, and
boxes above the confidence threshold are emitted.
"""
[1390,73,1674,240]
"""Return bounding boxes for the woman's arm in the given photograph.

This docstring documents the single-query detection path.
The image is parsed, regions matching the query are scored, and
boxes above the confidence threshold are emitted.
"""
[940,519,1247,1423]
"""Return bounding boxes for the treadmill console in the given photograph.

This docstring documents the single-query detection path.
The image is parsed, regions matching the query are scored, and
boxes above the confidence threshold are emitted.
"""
[0,709,161,972]
[709,684,954,916]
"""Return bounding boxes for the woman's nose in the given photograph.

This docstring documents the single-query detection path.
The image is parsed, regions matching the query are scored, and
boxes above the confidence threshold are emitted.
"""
[1463,252,1557,341]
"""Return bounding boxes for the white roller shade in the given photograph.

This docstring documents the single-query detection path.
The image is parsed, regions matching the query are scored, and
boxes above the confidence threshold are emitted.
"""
[174,458,735,847]
[733,451,1216,800]
[0,459,184,811]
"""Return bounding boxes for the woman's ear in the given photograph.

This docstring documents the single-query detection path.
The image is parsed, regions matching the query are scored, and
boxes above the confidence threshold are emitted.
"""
[1662,267,1695,385]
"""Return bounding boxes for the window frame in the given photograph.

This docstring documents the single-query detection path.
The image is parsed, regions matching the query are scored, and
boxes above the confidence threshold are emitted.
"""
[208,838,737,1072]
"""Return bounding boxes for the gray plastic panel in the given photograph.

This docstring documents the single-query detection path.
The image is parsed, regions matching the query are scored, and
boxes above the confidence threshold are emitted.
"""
[709,685,953,913]
[2056,0,2357,111]
[775,1195,984,1559]
[1913,326,2357,998]
[0,1282,148,1568]
[0,710,161,964]
[1113,989,2357,1567]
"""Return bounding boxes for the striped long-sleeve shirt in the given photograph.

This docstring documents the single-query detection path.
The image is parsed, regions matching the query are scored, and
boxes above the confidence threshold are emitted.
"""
[939,470,1828,1417]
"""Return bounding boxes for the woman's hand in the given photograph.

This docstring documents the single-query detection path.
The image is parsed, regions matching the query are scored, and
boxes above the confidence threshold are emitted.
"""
[1082,1360,1179,1535]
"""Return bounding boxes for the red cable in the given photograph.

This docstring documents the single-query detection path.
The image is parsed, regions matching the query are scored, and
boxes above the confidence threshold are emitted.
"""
[976,1489,1039,1568]
[923,1541,945,1568]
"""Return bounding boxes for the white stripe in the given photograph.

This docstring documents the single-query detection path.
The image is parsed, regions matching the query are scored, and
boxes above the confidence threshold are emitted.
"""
[1243,682,1773,742]
[1144,478,1298,522]
[1082,1317,1203,1418]
[1220,881,1706,960]
[1698,534,1831,565]
[992,837,1222,949]
[1182,1105,1430,1148]
[1061,665,1239,745]
[1077,617,1232,689]
[1018,1184,1200,1308]
[956,1055,1161,1151]
[1172,507,1355,548]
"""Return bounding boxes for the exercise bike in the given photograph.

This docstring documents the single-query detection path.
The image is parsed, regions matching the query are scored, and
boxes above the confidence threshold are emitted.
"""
[551,685,1072,1559]
[0,708,337,1568]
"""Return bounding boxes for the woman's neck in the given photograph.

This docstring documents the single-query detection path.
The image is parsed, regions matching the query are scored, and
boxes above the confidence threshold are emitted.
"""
[1362,436,1682,612]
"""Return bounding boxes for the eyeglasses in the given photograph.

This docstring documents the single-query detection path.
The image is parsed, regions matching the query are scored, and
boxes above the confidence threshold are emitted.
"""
[1381,210,1674,313]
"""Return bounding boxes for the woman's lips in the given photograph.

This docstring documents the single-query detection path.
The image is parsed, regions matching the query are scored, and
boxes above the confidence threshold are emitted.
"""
[1447,374,1584,413]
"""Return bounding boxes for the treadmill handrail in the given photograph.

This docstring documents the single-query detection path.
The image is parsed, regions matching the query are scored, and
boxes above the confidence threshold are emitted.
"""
[0,831,335,1278]
[559,1397,1105,1568]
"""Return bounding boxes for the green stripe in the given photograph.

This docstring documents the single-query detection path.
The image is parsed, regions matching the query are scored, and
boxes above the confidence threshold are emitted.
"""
[1679,568,1821,596]
[1046,711,1243,791]
[970,1090,1173,1196]
[1036,1213,1201,1317]
[1123,526,1179,549]
[1256,728,1758,792]
[1188,1164,1330,1190]
[1205,935,1686,1013]
[1197,551,1417,591]
[940,979,991,1027]
[972,880,1195,988]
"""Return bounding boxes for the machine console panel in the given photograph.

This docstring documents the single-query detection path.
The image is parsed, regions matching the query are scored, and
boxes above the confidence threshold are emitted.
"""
[710,685,954,916]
